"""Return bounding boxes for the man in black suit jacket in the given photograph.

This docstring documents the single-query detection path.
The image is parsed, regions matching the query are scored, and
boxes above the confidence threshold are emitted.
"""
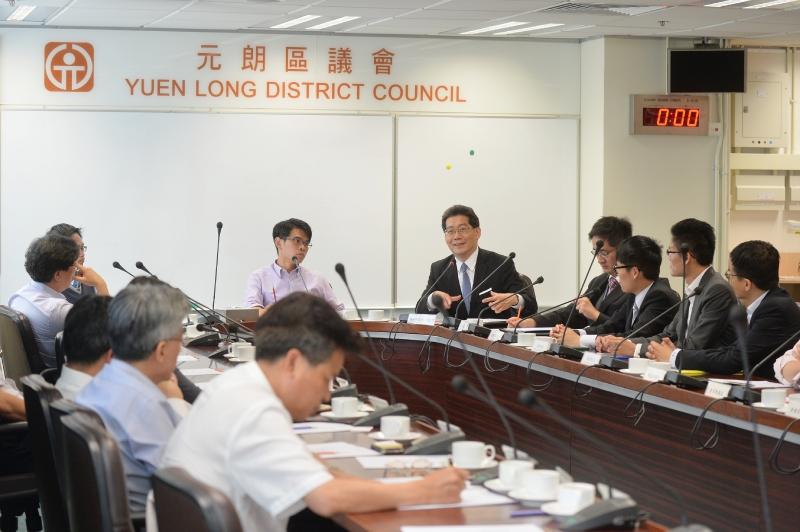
[553,236,679,349]
[654,241,800,377]
[416,205,536,319]
[512,216,631,329]
[600,219,736,358]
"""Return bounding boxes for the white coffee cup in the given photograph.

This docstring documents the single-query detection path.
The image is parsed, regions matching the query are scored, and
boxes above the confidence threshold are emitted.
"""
[498,459,534,489]
[517,332,537,346]
[627,357,651,374]
[554,482,596,514]
[761,388,788,408]
[227,341,250,357]
[531,337,555,353]
[234,344,256,361]
[451,441,496,468]
[183,324,201,338]
[380,416,411,438]
[331,396,360,417]
[368,309,385,321]
[518,469,560,500]
[344,309,359,320]
[787,393,800,405]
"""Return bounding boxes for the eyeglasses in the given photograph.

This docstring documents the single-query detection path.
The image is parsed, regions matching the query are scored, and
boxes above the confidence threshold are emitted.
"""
[444,225,474,237]
[612,264,634,272]
[591,249,612,258]
[283,236,312,248]
[724,270,743,281]
[78,245,88,252]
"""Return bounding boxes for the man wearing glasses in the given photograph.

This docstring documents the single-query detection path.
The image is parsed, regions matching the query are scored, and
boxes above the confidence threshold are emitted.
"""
[552,236,679,349]
[48,223,106,304]
[244,218,344,315]
[416,204,536,319]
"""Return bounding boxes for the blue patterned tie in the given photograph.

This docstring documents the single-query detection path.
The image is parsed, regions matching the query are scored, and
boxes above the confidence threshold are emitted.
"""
[460,262,472,314]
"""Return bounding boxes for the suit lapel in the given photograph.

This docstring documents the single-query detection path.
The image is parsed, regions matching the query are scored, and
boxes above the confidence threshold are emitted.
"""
[688,268,713,331]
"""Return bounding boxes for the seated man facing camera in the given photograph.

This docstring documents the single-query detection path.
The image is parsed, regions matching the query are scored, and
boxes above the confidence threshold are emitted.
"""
[162,293,468,532]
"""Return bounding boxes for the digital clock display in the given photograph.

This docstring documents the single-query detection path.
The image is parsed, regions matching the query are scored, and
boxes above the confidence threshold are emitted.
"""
[642,107,700,128]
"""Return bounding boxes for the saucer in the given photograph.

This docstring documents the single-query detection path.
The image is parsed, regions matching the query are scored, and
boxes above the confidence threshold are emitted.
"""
[752,402,780,410]
[320,411,369,420]
[619,368,645,376]
[367,431,422,442]
[227,357,251,363]
[508,489,556,507]
[541,501,586,517]
[483,478,512,494]
[453,459,498,470]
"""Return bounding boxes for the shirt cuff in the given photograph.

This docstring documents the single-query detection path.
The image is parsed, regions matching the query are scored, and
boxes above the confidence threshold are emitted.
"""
[426,293,436,311]
[512,295,524,310]
[669,349,681,369]
[580,334,596,349]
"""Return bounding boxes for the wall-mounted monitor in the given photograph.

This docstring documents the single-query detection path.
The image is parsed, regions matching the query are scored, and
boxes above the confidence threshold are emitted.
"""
[669,49,746,93]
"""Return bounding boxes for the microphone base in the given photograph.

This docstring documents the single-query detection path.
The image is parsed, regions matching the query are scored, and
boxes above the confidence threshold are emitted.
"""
[352,403,409,427]
[398,313,410,323]
[558,498,640,531]
[207,345,231,359]
[599,356,628,370]
[184,332,221,348]
[405,430,465,455]
[331,384,359,399]
[549,343,586,361]
[728,385,760,404]
[466,323,492,338]
[664,371,707,390]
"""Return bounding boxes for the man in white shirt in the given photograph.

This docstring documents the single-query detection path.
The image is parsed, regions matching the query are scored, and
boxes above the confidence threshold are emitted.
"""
[162,292,468,532]
[8,234,108,368]
[55,295,113,400]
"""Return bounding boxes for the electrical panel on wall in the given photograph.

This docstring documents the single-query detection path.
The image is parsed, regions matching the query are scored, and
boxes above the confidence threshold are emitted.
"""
[734,174,785,211]
[734,71,790,148]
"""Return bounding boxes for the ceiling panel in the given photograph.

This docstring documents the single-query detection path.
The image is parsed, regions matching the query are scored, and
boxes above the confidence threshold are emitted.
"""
[46,8,172,27]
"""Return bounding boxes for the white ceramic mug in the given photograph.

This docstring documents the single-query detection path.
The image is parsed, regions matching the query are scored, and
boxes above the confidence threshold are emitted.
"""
[554,482,596,514]
[498,459,534,489]
[368,309,385,321]
[787,393,800,405]
[761,388,788,408]
[331,396,360,417]
[518,469,560,500]
[627,357,651,374]
[234,344,256,361]
[380,416,411,438]
[517,332,537,346]
[344,309,359,320]
[531,337,555,353]
[227,341,250,357]
[451,441,496,468]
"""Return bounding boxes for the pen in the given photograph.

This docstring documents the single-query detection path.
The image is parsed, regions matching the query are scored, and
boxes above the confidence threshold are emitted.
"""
[516,305,522,319]
[510,509,546,517]
[272,287,277,303]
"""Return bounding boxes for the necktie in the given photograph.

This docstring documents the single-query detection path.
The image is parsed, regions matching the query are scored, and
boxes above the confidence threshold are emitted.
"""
[631,303,639,325]
[606,275,619,296]
[460,262,472,314]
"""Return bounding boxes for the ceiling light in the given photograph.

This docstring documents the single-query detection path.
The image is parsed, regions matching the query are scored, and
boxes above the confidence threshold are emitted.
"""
[494,23,564,35]
[744,0,798,7]
[705,0,750,6]
[7,5,35,21]
[270,15,321,29]
[460,21,527,35]
[307,16,361,30]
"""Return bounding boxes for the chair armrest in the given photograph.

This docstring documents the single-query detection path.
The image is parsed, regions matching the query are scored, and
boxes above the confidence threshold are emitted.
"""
[0,421,28,436]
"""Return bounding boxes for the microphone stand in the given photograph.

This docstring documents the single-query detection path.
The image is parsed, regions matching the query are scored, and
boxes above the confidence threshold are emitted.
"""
[212,221,223,311]
[403,258,455,320]
[292,256,309,292]
[468,276,543,339]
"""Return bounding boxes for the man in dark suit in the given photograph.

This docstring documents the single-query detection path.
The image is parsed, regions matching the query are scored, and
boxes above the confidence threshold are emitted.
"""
[510,216,631,329]
[649,240,800,377]
[553,236,679,349]
[416,205,536,319]
[599,218,736,358]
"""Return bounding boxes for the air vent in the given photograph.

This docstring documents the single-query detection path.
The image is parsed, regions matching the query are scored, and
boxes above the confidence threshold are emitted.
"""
[539,3,666,16]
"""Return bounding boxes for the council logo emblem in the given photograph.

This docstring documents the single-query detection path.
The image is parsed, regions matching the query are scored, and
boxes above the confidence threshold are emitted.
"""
[44,42,94,92]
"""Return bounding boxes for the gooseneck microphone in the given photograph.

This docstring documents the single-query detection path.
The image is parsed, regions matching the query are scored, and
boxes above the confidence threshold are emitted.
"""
[135,261,156,277]
[559,240,604,346]
[729,306,773,532]
[292,256,309,292]
[512,287,601,335]
[414,258,455,314]
[747,328,800,381]
[677,242,691,348]
[452,251,516,322]
[476,275,543,326]
[112,261,135,277]
[212,221,223,311]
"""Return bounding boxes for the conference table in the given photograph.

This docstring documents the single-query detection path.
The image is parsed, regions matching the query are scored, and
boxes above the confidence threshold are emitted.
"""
[338,321,800,532]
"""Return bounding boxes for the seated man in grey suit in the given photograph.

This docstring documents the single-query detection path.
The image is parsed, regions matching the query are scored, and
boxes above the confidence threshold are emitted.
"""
[598,218,736,359]
[510,216,631,329]
[652,240,800,376]
[552,236,679,349]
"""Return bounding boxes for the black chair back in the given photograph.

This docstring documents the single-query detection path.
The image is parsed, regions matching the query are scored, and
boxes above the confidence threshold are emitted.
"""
[0,305,44,384]
[61,412,133,532]
[54,331,66,377]
[49,399,103,495]
[20,374,69,532]
[153,468,243,532]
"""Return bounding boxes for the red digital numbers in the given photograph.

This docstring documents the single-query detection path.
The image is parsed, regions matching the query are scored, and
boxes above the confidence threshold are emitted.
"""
[643,107,700,128]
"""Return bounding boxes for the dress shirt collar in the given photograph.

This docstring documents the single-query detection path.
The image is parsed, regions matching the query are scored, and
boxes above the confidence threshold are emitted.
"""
[685,267,710,297]
[56,365,94,399]
[28,281,67,300]
[454,248,479,274]
[101,358,163,399]
[271,260,301,279]
[746,290,769,325]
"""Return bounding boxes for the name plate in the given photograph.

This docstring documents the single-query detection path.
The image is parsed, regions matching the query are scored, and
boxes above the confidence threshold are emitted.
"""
[580,352,603,366]
[407,313,437,326]
[488,329,504,342]
[705,381,732,399]
[786,403,800,419]
[643,367,668,382]
[458,320,470,332]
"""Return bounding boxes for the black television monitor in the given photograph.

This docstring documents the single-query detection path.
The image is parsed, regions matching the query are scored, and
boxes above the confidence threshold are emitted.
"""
[669,49,746,93]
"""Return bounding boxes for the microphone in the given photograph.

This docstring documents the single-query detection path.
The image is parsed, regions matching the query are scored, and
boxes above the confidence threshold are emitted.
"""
[511,287,601,334]
[292,256,309,292]
[476,275,543,327]
[412,258,455,315]
[517,388,704,531]
[677,242,691,348]
[212,221,223,311]
[135,261,156,277]
[735,328,800,396]
[557,239,604,347]
[451,251,516,323]
[729,306,774,532]
[112,261,135,277]
[334,263,408,426]
[434,295,519,458]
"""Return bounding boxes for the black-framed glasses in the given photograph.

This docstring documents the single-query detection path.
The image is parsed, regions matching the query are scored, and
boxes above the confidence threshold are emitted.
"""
[444,225,474,237]
[612,264,635,272]
[283,236,312,248]
[590,249,612,258]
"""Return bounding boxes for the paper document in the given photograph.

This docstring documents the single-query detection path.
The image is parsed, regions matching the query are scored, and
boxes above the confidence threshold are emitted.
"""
[708,379,791,389]
[179,368,221,376]
[293,422,356,434]
[402,526,543,532]
[501,327,551,334]
[307,441,378,459]
[396,484,513,511]
[356,455,450,470]
[177,354,197,363]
